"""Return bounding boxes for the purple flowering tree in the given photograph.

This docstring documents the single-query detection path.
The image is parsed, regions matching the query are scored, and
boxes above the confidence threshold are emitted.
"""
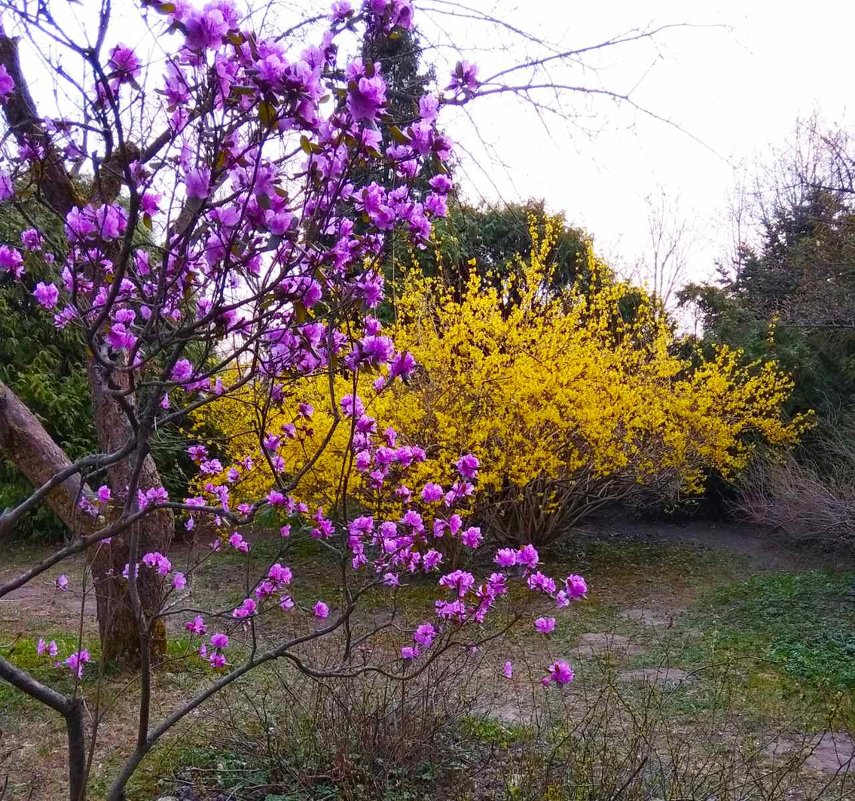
[0,1,595,799]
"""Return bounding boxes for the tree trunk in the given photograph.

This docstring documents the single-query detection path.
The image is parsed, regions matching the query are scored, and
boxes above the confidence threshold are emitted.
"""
[87,361,172,669]
[0,34,174,668]
[0,379,92,539]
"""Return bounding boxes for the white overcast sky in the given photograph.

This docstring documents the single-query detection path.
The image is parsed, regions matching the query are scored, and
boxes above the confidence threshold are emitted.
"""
[419,0,855,286]
[14,0,855,290]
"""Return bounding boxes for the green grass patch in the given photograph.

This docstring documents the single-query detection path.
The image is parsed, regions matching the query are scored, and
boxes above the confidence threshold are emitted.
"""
[694,570,855,690]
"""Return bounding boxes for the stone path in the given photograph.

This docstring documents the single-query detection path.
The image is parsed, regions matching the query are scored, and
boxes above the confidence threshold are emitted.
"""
[617,607,673,627]
[765,732,855,774]
[570,632,645,658]
[617,667,694,689]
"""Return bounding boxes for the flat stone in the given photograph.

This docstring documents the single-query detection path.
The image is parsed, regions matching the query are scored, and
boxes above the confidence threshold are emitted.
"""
[766,732,855,774]
[570,632,644,657]
[618,608,671,627]
[618,667,693,689]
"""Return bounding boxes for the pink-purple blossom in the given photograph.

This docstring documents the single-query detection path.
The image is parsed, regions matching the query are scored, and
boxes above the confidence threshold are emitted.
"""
[547,660,574,685]
[185,615,206,635]
[109,44,141,82]
[565,574,588,600]
[0,245,24,279]
[33,282,59,309]
[313,600,329,619]
[0,64,14,101]
[37,638,58,657]
[534,616,556,635]
[185,167,211,199]
[64,649,91,679]
[233,597,257,619]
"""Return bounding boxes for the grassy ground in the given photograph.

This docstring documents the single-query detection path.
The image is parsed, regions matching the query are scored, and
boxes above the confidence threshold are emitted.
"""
[1,521,854,800]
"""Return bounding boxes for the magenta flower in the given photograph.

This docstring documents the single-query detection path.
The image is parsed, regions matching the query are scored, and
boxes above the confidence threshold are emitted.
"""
[0,64,14,101]
[534,617,556,635]
[268,563,292,586]
[108,44,141,82]
[494,548,518,568]
[448,60,479,92]
[340,394,365,417]
[421,482,443,502]
[55,574,69,592]
[172,572,187,590]
[228,532,250,553]
[185,615,206,635]
[0,245,24,279]
[455,454,479,479]
[383,572,400,587]
[21,229,41,251]
[429,174,452,195]
[170,359,194,383]
[210,632,229,649]
[389,351,416,379]
[199,459,223,476]
[313,600,330,619]
[232,597,257,619]
[141,551,172,576]
[565,574,588,600]
[331,0,353,21]
[413,623,436,648]
[185,167,211,199]
[186,3,234,49]
[527,572,557,594]
[347,71,387,121]
[188,444,208,463]
[439,569,475,597]
[0,172,12,201]
[37,638,58,657]
[63,649,91,679]
[461,526,482,548]
[267,490,286,506]
[517,544,539,570]
[401,645,419,660]
[140,192,161,216]
[33,282,59,309]
[422,550,443,571]
[503,660,514,679]
[547,660,574,685]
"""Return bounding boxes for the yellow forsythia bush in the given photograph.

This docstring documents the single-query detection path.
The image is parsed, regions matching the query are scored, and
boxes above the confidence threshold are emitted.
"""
[193,219,810,546]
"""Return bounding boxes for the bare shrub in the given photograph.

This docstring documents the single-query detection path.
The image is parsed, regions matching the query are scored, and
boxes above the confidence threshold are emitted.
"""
[476,472,646,549]
[151,641,855,801]
[734,453,855,549]
[164,653,494,800]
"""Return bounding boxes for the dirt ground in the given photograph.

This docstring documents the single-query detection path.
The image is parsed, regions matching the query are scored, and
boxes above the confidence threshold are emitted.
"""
[1,520,853,800]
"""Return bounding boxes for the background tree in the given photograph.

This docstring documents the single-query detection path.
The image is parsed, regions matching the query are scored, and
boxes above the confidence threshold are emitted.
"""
[680,119,855,426]
[407,199,599,312]
[636,189,693,310]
